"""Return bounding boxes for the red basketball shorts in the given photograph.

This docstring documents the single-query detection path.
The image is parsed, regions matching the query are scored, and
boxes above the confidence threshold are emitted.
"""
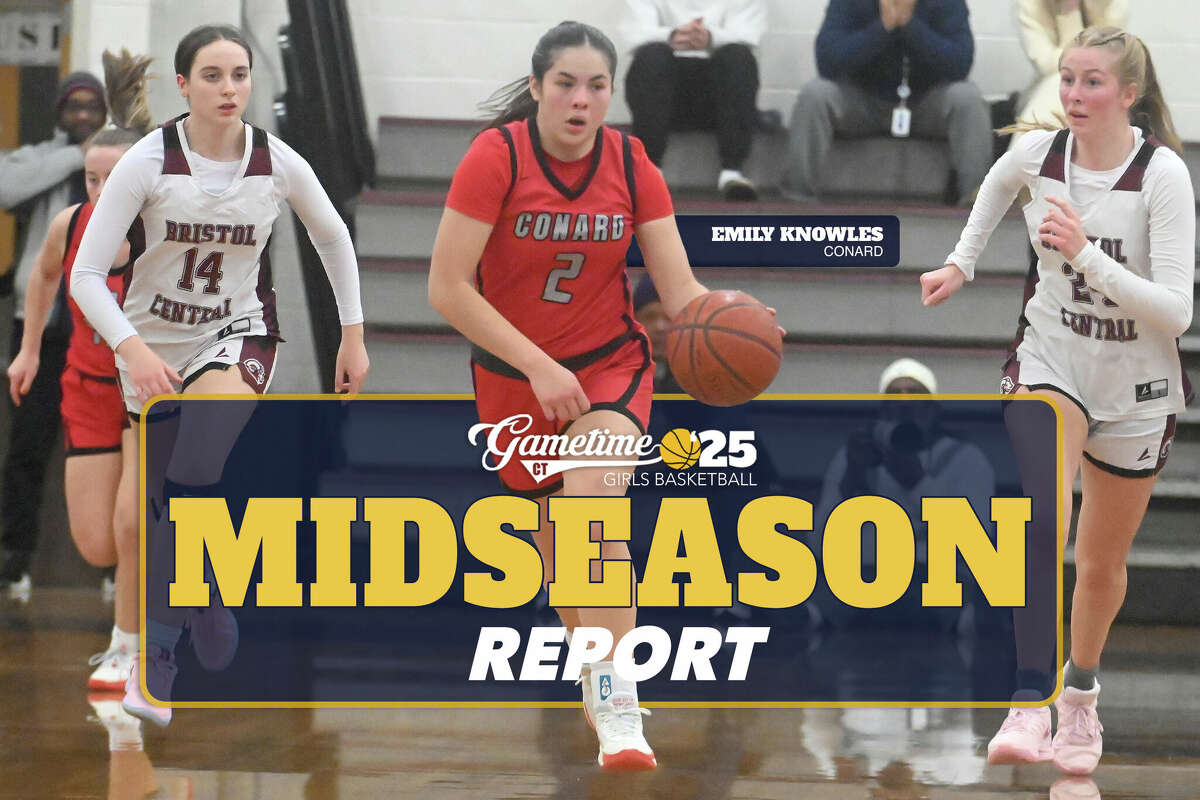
[471,335,653,496]
[61,365,129,455]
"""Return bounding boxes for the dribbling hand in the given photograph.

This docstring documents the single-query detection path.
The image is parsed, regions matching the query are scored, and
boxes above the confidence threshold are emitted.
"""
[765,305,787,339]
[920,264,966,306]
[529,359,590,424]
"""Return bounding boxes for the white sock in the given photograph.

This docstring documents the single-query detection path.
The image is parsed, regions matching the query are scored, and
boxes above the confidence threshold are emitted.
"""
[719,169,751,186]
[109,717,144,752]
[589,660,639,710]
[115,627,139,655]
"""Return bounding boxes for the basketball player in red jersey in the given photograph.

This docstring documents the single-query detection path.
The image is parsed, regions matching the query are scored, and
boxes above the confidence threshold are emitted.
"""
[6,51,155,695]
[429,21,711,771]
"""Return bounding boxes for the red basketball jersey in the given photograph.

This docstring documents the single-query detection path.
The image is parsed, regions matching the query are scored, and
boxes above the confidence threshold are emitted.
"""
[63,202,126,377]
[447,118,673,362]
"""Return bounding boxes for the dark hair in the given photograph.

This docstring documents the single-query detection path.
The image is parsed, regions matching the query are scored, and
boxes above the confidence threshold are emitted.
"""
[480,21,617,130]
[175,24,253,78]
[87,49,154,150]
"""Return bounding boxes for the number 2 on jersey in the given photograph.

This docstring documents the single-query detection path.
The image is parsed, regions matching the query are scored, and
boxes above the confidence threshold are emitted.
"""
[1062,262,1117,307]
[543,252,585,304]
[177,247,224,295]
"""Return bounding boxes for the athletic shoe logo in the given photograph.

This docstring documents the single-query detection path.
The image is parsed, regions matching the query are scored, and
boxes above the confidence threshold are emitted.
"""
[599,674,612,702]
[215,347,229,359]
[1136,447,1151,462]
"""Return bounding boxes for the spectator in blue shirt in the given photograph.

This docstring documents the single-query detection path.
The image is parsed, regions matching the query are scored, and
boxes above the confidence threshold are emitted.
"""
[783,0,992,205]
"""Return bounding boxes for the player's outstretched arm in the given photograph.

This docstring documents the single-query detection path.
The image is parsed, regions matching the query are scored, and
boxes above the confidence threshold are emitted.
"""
[334,323,369,394]
[428,207,589,423]
[920,263,967,307]
[114,336,182,404]
[6,204,75,405]
[635,216,707,318]
[277,141,369,390]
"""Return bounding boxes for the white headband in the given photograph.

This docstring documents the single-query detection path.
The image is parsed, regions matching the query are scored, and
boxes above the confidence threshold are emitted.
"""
[878,357,937,393]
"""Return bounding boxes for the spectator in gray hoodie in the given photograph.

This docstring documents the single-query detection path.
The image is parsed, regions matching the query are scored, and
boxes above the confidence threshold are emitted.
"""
[0,71,106,598]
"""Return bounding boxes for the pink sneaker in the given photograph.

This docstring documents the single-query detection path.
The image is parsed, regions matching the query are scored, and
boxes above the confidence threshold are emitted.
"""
[187,597,238,671]
[1053,682,1103,775]
[987,707,1052,764]
[1050,776,1100,800]
[121,647,176,728]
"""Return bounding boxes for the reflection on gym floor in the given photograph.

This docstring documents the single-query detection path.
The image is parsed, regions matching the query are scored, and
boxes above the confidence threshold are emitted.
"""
[3,589,1199,799]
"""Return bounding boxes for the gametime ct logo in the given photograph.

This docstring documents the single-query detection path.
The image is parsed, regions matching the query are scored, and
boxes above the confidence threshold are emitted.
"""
[467,414,759,487]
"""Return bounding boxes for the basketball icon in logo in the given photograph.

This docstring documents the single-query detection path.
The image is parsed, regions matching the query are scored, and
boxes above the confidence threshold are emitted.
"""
[659,428,700,470]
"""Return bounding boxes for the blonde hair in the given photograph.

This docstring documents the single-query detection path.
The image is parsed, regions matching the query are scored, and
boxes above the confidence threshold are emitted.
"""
[998,26,1182,155]
[86,49,154,150]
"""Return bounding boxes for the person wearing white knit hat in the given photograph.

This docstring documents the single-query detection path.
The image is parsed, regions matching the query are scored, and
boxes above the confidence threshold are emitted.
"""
[811,354,994,634]
[878,357,938,394]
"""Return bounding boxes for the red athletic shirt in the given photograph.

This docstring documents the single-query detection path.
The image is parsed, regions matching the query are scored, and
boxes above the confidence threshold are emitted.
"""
[63,202,125,377]
[446,118,673,360]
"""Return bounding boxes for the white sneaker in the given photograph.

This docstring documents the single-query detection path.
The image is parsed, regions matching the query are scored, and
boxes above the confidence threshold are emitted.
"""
[588,663,656,771]
[88,640,135,692]
[565,629,597,730]
[5,573,31,603]
[718,169,758,201]
[578,663,595,730]
[88,694,143,751]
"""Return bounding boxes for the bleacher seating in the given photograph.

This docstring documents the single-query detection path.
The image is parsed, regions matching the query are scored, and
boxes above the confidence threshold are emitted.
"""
[349,113,1200,624]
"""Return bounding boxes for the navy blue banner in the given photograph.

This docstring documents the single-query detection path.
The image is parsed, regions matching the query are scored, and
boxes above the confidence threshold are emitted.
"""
[142,396,1058,706]
[625,215,900,268]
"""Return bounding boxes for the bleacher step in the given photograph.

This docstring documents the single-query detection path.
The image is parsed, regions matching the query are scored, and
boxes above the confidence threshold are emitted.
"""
[379,116,960,202]
[378,116,1200,206]
[360,258,1030,345]
[355,187,1033,273]
[1067,544,1200,625]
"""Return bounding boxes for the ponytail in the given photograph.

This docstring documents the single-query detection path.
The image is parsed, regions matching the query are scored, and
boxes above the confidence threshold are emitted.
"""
[996,116,1064,139]
[479,78,538,130]
[87,48,154,150]
[1129,40,1182,154]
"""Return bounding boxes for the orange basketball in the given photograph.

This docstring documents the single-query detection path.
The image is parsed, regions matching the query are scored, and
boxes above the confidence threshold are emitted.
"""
[665,290,782,406]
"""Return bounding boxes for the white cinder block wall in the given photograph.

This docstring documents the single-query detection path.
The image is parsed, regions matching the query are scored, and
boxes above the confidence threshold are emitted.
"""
[349,0,1200,140]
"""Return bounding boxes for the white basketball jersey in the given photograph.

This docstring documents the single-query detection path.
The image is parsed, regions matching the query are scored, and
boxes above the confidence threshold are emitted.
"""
[1012,129,1190,420]
[120,115,282,353]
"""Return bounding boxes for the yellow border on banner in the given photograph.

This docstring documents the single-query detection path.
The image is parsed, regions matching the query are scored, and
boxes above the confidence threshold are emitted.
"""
[137,392,1062,711]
